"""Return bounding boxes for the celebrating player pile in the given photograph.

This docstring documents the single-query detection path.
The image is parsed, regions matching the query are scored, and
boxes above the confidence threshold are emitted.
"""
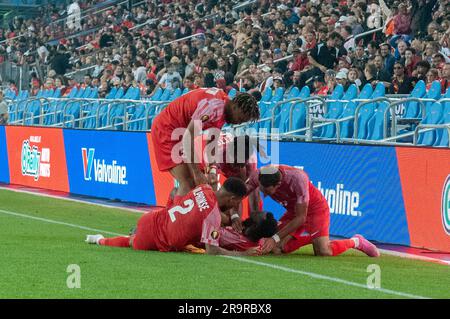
[86,178,278,256]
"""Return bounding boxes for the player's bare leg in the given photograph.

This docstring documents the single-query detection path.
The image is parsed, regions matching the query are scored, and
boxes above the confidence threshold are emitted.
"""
[169,163,196,197]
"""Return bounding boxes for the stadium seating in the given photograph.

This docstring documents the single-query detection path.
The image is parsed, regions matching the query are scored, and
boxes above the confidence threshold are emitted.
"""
[317,84,358,139]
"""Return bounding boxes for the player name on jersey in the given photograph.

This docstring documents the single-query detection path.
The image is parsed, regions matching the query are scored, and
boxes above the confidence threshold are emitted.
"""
[193,187,210,211]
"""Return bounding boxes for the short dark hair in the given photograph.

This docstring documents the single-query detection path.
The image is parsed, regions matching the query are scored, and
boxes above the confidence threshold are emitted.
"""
[222,177,247,197]
[233,92,260,121]
[258,166,282,187]
[244,211,278,242]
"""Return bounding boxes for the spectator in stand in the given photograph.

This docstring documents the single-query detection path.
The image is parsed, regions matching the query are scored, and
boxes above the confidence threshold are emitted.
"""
[413,60,431,82]
[389,62,416,94]
[426,68,440,89]
[0,90,8,125]
[403,47,421,77]
[441,63,450,92]
[393,4,412,37]
[379,43,395,75]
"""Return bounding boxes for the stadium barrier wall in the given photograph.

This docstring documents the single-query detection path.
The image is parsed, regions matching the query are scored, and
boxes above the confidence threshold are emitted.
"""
[0,126,10,183]
[1,126,449,251]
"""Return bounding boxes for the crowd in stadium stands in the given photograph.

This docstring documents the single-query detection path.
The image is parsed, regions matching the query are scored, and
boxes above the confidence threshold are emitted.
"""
[1,0,450,99]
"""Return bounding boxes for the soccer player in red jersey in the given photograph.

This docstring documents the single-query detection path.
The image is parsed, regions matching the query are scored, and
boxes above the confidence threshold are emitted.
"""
[218,211,278,251]
[246,165,380,257]
[86,178,263,256]
[150,88,259,199]
[190,133,261,232]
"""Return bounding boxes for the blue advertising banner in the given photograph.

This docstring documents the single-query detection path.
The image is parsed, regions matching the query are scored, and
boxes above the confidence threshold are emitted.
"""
[0,126,10,183]
[259,141,410,245]
[63,129,155,204]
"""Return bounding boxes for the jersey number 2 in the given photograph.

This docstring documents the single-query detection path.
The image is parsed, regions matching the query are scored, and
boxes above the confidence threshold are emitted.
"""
[168,199,195,222]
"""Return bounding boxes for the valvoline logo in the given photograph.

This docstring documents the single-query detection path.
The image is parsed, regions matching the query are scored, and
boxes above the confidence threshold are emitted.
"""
[81,148,128,185]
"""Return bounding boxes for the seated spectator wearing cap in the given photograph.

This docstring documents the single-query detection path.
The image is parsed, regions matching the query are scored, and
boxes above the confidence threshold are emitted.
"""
[389,62,416,94]
[336,70,351,91]
[289,48,309,72]
[313,75,327,95]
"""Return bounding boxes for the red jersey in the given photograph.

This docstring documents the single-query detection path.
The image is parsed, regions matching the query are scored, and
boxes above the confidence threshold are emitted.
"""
[246,165,327,215]
[219,226,263,251]
[194,132,258,178]
[142,184,222,251]
[154,87,229,131]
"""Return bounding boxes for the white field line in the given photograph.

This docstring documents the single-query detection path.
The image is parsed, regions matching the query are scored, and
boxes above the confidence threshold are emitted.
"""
[0,208,125,236]
[222,256,430,299]
[0,207,431,299]
[0,186,145,214]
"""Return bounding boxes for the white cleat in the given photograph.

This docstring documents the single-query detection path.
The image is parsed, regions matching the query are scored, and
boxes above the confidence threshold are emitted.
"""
[85,234,104,245]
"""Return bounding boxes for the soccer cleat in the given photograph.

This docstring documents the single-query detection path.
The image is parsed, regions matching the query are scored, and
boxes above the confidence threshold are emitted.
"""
[353,234,380,257]
[85,234,104,245]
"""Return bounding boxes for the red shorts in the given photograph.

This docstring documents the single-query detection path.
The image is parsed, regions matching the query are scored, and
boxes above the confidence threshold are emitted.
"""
[278,201,330,241]
[132,212,160,251]
[151,117,182,172]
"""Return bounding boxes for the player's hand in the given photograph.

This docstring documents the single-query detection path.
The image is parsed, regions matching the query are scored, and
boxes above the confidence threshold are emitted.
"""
[231,217,243,233]
[261,237,276,254]
[242,247,261,256]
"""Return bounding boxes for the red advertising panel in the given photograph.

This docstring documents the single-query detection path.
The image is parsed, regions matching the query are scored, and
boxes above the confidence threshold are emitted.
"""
[396,147,450,252]
[5,126,69,192]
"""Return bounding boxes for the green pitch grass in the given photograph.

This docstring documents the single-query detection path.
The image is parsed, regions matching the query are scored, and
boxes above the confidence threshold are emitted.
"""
[0,189,449,299]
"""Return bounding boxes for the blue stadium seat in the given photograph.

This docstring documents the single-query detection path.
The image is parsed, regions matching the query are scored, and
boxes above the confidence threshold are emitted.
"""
[260,88,272,103]
[160,88,172,101]
[319,84,358,138]
[339,83,374,138]
[402,80,426,118]
[169,88,182,101]
[288,86,311,134]
[417,102,444,145]
[150,87,163,101]
[355,82,385,139]
[433,102,450,147]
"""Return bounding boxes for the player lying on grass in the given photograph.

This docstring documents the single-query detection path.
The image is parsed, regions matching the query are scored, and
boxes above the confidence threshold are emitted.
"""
[246,165,380,257]
[151,87,259,201]
[86,178,273,256]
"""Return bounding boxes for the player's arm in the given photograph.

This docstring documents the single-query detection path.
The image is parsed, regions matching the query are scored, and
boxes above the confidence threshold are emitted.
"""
[184,120,208,186]
[261,203,308,254]
[205,243,259,256]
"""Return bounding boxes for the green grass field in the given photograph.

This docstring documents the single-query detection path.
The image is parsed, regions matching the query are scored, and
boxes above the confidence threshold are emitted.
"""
[0,189,449,299]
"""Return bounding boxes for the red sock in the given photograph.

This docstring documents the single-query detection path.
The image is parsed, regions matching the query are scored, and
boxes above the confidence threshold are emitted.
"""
[282,236,312,254]
[99,236,131,248]
[330,239,355,256]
